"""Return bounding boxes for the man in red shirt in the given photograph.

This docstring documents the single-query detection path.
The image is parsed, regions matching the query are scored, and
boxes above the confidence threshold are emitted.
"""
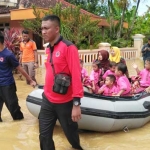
[39,15,84,150]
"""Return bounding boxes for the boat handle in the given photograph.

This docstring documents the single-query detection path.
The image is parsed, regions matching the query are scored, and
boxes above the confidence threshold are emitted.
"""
[143,101,150,110]
[123,126,129,132]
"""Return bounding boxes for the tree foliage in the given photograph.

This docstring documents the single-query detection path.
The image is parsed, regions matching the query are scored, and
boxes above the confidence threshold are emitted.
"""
[3,28,21,53]
[132,11,150,42]
[65,0,107,16]
[22,4,102,49]
[22,0,149,48]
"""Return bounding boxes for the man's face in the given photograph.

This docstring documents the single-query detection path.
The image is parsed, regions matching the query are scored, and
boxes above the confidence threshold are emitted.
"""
[148,40,150,45]
[41,20,59,42]
[22,33,29,41]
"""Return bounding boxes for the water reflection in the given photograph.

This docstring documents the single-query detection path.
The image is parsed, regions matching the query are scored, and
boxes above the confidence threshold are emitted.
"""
[1,58,150,150]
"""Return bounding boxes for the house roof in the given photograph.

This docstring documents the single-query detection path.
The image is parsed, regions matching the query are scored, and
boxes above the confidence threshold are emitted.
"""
[18,0,128,28]
[19,0,100,18]
[2,0,128,28]
[0,6,18,14]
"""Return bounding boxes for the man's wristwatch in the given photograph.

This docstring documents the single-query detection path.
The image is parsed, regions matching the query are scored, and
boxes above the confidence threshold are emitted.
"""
[73,101,81,106]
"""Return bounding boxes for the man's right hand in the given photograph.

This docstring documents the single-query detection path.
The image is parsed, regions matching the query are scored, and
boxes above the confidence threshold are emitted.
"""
[29,80,37,88]
[72,105,81,122]
[144,47,148,51]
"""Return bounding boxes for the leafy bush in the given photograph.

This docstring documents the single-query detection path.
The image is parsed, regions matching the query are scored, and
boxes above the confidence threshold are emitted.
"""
[3,28,21,53]
[22,4,102,49]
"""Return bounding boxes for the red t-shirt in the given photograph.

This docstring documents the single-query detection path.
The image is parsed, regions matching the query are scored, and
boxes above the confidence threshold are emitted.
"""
[44,37,83,103]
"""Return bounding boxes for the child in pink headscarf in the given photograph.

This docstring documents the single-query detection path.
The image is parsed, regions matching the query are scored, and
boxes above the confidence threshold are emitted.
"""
[132,57,150,93]
[80,59,92,92]
[98,74,117,96]
[114,63,131,96]
[103,61,117,79]
[89,60,102,94]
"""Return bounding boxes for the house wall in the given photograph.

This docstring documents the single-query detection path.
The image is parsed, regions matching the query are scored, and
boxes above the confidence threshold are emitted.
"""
[10,20,33,39]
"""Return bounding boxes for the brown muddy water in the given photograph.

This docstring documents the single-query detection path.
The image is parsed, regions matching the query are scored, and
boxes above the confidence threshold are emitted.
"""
[1,58,150,150]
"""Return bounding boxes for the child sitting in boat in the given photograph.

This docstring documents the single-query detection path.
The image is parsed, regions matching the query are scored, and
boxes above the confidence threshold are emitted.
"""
[80,59,92,93]
[132,57,150,92]
[113,63,131,96]
[89,60,102,94]
[102,61,117,79]
[98,74,117,96]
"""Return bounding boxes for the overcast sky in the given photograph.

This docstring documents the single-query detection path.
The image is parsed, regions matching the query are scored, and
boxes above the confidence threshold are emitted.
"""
[137,0,149,15]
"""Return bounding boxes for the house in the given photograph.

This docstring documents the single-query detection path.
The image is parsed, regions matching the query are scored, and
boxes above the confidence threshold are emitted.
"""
[1,0,128,49]
[0,0,18,32]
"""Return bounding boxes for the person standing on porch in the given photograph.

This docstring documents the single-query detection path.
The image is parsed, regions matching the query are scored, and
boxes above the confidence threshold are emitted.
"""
[19,30,38,84]
[141,37,150,65]
[39,15,84,150]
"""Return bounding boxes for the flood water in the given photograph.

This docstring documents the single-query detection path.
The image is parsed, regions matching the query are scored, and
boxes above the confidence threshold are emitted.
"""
[1,58,150,150]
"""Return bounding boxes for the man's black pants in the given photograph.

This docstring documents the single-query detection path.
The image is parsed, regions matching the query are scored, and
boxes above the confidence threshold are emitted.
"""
[39,94,83,150]
[0,83,24,120]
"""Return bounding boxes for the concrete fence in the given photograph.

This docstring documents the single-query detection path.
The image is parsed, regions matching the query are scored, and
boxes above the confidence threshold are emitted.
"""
[37,34,145,67]
[37,48,138,67]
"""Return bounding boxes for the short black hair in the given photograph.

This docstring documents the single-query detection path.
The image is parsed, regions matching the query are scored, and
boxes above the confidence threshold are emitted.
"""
[0,32,4,44]
[109,61,117,68]
[42,15,60,27]
[107,74,116,83]
[22,30,29,34]
[148,37,150,40]
[93,60,101,68]
[117,63,127,74]
[80,59,84,64]
[145,57,150,62]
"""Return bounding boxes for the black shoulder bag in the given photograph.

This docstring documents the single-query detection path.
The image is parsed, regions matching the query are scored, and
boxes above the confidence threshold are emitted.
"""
[50,50,71,95]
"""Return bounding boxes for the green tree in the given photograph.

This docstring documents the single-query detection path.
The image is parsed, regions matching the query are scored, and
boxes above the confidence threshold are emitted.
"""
[133,12,150,40]
[22,4,102,49]
[66,0,108,16]
[100,0,142,46]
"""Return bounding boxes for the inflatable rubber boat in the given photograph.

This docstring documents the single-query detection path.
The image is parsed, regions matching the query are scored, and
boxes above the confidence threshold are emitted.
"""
[26,87,150,132]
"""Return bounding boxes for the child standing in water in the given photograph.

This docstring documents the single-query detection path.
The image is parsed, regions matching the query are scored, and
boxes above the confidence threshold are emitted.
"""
[89,60,102,94]
[80,59,92,92]
[114,63,131,96]
[98,74,117,96]
[102,61,117,79]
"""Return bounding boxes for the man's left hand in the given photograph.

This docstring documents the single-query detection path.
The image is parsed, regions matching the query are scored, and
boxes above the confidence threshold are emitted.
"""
[72,105,81,122]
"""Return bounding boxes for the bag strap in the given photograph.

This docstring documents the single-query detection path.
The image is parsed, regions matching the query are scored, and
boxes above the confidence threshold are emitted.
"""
[49,46,56,76]
[49,45,70,77]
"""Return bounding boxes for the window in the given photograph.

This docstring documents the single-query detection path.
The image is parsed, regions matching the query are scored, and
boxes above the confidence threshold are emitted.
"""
[0,23,10,31]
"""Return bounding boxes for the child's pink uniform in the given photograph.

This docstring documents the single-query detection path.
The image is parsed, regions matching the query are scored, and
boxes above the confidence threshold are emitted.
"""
[90,69,102,84]
[116,75,131,95]
[102,70,115,79]
[81,67,88,79]
[81,67,91,87]
[99,84,117,96]
[138,69,150,87]
[90,69,102,93]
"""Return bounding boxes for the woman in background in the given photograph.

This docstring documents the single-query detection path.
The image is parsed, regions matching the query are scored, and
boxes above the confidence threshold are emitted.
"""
[109,47,129,78]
